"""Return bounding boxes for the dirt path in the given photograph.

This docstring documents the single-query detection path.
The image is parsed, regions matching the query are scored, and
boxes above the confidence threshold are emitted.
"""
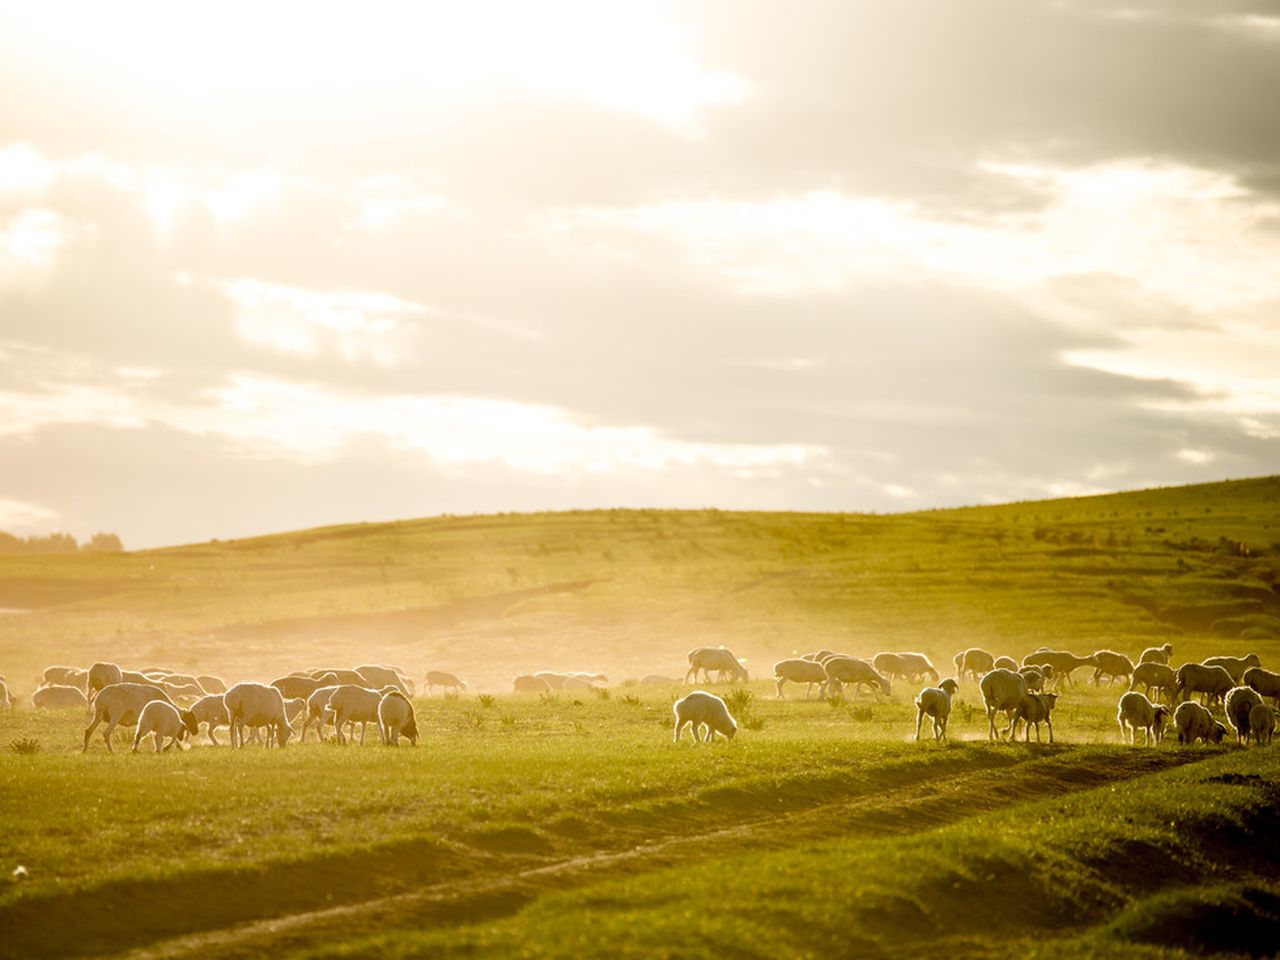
[111,748,1203,960]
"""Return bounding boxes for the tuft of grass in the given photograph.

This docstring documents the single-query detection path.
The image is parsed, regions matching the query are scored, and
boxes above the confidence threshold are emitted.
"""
[477,694,495,708]
[619,694,642,707]
[8,737,39,755]
[593,687,611,701]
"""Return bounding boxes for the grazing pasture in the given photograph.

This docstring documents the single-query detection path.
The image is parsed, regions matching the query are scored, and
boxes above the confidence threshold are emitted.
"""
[3,475,1280,958]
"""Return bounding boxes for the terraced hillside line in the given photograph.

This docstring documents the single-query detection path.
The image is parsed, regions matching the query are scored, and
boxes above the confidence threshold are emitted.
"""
[109,748,1206,960]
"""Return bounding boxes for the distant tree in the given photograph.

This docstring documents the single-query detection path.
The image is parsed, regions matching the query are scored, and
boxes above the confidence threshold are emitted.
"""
[83,532,125,553]
[24,532,78,554]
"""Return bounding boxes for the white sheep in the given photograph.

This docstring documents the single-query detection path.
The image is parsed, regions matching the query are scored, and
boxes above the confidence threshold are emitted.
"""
[132,700,198,753]
[822,657,891,700]
[224,682,293,748]
[1224,685,1264,745]
[992,656,1018,673]
[1203,654,1262,684]
[874,652,940,683]
[425,670,467,694]
[356,664,411,695]
[672,691,737,743]
[1242,666,1280,707]
[196,674,227,695]
[914,678,960,741]
[684,647,749,684]
[1091,650,1135,687]
[1138,643,1174,665]
[82,682,175,752]
[1130,662,1177,704]
[326,684,395,745]
[1013,692,1059,743]
[42,665,88,691]
[534,671,569,689]
[31,684,89,710]
[1116,691,1169,746]
[1175,663,1234,708]
[378,691,419,746]
[1019,665,1051,693]
[1249,703,1275,746]
[774,658,829,699]
[979,668,1028,741]
[271,672,340,701]
[1022,650,1097,688]
[1173,701,1226,745]
[87,661,123,700]
[301,685,341,742]
[953,648,995,682]
[190,694,230,745]
[513,675,551,693]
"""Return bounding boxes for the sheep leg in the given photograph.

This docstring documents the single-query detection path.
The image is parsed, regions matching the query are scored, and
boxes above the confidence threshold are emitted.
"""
[915,708,924,742]
[102,720,117,753]
[775,678,786,701]
[132,728,144,753]
[937,717,947,741]
[207,725,220,746]
[1046,717,1054,744]
[673,719,684,742]
[359,721,368,746]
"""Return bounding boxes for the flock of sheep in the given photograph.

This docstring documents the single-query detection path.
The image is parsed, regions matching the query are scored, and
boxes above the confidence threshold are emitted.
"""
[3,639,1277,752]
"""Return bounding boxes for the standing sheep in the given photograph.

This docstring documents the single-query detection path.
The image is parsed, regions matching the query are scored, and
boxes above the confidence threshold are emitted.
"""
[1224,686,1264,745]
[1091,651,1135,687]
[425,670,467,694]
[992,656,1018,673]
[873,652,939,684]
[42,666,88,691]
[82,683,175,753]
[954,648,995,682]
[1138,643,1174,665]
[196,674,227,695]
[87,661,123,700]
[821,657,891,700]
[1019,665,1052,693]
[301,685,341,742]
[1173,701,1227,745]
[356,665,412,695]
[1130,662,1177,705]
[190,694,230,745]
[1203,654,1262,684]
[773,658,829,699]
[32,684,89,710]
[378,691,419,746]
[672,691,738,743]
[224,682,293,749]
[979,669,1028,742]
[132,701,198,753]
[1022,650,1097,688]
[327,685,395,745]
[1242,666,1280,707]
[1175,664,1235,707]
[1013,692,1059,743]
[1249,703,1275,746]
[1116,691,1170,746]
[914,679,960,742]
[685,648,749,684]
[513,675,551,693]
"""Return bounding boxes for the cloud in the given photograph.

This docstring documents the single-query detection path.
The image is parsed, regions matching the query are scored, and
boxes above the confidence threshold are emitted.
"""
[0,496,61,535]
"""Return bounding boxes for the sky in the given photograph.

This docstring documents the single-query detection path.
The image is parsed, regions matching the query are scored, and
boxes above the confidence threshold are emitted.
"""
[1,0,1279,549]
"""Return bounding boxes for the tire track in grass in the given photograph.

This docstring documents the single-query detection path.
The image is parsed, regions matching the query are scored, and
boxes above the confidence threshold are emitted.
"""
[110,747,1209,960]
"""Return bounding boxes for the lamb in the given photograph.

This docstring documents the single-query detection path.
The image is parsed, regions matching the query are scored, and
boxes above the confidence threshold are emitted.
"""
[685,647,749,684]
[672,691,738,743]
[1224,685,1264,745]
[1129,662,1177,704]
[1013,691,1059,743]
[82,682,175,752]
[326,684,397,745]
[1243,666,1280,706]
[1203,654,1262,683]
[1175,663,1235,707]
[1091,650,1135,687]
[196,675,227,694]
[378,691,419,746]
[774,658,829,699]
[914,678,960,741]
[224,682,293,749]
[1249,703,1275,746]
[32,684,89,710]
[132,700,199,753]
[1116,691,1170,746]
[1173,701,1226,745]
[1022,650,1097,688]
[42,665,88,691]
[1019,665,1052,692]
[993,656,1018,672]
[953,648,995,682]
[356,664,412,695]
[873,652,939,683]
[87,661,123,700]
[821,656,891,699]
[1139,643,1174,665]
[301,685,341,742]
[271,673,340,701]
[979,668,1029,741]
[425,670,467,694]
[190,694,230,745]
[513,675,551,693]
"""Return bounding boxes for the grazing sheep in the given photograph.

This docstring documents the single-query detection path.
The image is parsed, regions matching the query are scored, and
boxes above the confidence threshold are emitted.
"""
[326,685,396,745]
[979,668,1029,741]
[1249,703,1275,746]
[42,666,88,691]
[1130,662,1178,705]
[774,658,829,699]
[190,694,230,745]
[356,665,411,695]
[224,682,293,749]
[1013,692,1059,743]
[1022,650,1097,688]
[87,661,123,700]
[821,656,891,699]
[567,671,608,684]
[1224,686,1264,745]
[1203,654,1262,684]
[301,685,341,742]
[914,678,960,741]
[873,652,939,684]
[378,691,418,746]
[271,673,340,701]
[534,671,570,690]
[672,691,738,743]
[993,656,1018,673]
[1091,650,1135,687]
[1243,666,1280,707]
[1174,700,1227,745]
[1019,665,1052,693]
[1175,663,1235,707]
[425,670,467,694]
[196,674,227,695]
[32,684,89,710]
[163,681,205,703]
[308,668,366,685]
[1116,691,1170,746]
[954,648,995,682]
[513,675,551,693]
[132,700,198,753]
[82,683,175,752]
[802,650,837,662]
[685,648,749,684]
[1139,643,1174,665]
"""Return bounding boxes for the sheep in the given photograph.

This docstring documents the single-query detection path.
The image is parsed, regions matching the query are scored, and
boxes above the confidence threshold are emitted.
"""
[1091,650,1135,687]
[190,694,230,745]
[87,661,123,700]
[1130,662,1177,705]
[425,670,467,694]
[132,700,199,753]
[82,683,175,752]
[979,668,1029,741]
[378,691,418,746]
[271,672,340,701]
[119,670,154,686]
[301,685,341,742]
[993,656,1018,673]
[1175,663,1235,708]
[1019,665,1051,693]
[1013,692,1059,743]
[873,652,939,684]
[954,648,995,682]
[1117,691,1170,746]
[163,681,205,703]
[326,684,397,745]
[534,671,570,690]
[672,691,737,743]
[1249,703,1275,746]
[309,668,367,685]
[356,664,411,695]
[821,656,891,700]
[1139,643,1174,665]
[513,675,551,693]
[1203,654,1262,684]
[773,658,829,699]
[224,682,293,749]
[562,676,597,690]
[685,647,749,684]
[42,665,88,691]
[1243,666,1280,707]
[1022,650,1097,688]
[914,678,960,741]
[32,683,90,710]
[801,650,837,662]
[1224,685,1264,745]
[1173,701,1226,745]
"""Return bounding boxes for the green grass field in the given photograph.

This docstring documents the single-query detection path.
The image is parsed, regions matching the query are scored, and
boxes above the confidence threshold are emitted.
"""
[3,476,1280,958]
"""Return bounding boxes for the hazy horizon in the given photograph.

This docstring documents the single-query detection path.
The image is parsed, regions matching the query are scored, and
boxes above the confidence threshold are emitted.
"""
[3,1,1279,549]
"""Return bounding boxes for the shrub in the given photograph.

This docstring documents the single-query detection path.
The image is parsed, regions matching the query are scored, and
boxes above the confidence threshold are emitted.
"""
[477,694,495,708]
[8,738,39,755]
